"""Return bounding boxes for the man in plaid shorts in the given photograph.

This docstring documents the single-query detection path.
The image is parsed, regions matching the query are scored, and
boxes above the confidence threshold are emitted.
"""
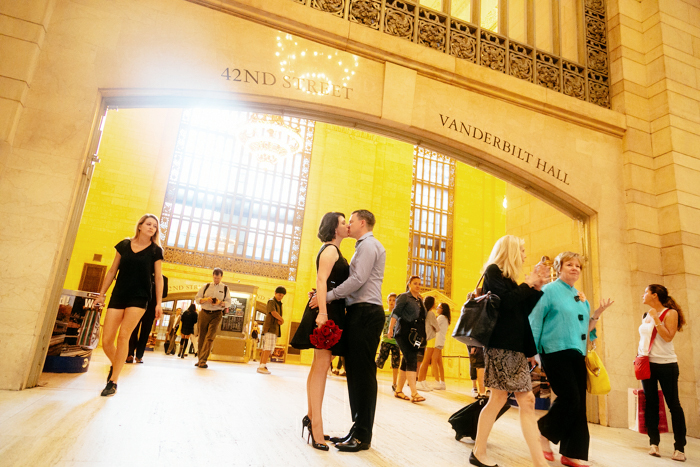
[375,292,401,391]
[258,286,285,374]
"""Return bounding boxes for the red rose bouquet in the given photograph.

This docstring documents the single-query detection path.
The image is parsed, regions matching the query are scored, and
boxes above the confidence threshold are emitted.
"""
[309,320,342,350]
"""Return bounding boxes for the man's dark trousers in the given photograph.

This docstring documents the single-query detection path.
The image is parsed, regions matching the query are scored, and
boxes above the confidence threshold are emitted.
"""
[344,303,385,444]
[128,303,156,359]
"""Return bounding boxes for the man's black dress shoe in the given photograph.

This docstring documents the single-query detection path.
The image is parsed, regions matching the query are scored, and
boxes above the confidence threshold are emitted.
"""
[335,438,370,452]
[469,451,498,467]
[329,431,354,444]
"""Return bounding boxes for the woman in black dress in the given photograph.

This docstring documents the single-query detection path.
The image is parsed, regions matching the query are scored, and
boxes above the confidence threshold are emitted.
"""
[95,214,164,396]
[179,304,198,358]
[291,212,350,451]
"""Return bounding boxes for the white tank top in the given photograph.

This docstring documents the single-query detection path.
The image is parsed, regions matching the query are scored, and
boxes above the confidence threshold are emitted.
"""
[637,309,677,364]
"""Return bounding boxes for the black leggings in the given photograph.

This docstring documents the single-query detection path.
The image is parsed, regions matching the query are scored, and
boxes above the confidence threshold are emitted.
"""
[396,333,419,372]
[641,362,686,452]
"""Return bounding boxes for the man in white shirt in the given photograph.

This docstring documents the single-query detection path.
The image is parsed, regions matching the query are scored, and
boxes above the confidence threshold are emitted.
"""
[194,268,231,368]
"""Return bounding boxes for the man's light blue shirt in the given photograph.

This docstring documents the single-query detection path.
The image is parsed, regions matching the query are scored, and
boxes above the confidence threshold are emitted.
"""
[529,278,596,356]
[326,232,385,306]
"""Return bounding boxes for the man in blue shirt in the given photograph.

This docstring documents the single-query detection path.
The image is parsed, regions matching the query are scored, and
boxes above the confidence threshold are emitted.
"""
[311,209,386,452]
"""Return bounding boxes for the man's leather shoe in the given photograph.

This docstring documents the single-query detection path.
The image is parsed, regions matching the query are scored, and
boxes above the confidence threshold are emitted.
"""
[335,438,370,452]
[329,430,354,444]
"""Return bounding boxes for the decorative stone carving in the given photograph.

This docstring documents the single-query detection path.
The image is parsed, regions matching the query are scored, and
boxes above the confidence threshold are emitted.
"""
[537,63,560,91]
[563,72,586,100]
[509,54,533,81]
[385,9,413,39]
[588,47,608,74]
[588,81,609,107]
[481,44,505,72]
[450,33,477,62]
[418,22,446,51]
[585,0,605,12]
[585,16,606,44]
[349,0,380,28]
[312,0,345,15]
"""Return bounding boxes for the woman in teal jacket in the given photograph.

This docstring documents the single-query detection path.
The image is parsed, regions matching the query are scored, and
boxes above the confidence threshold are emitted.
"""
[529,252,613,467]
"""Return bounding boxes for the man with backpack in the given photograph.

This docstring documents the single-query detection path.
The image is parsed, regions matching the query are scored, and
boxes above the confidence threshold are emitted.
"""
[194,268,231,368]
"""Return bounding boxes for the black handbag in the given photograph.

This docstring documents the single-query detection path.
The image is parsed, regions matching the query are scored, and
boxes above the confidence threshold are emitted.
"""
[408,309,427,349]
[452,274,500,346]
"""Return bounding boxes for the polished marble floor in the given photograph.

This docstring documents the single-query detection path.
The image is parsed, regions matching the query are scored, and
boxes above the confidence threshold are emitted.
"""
[0,350,696,466]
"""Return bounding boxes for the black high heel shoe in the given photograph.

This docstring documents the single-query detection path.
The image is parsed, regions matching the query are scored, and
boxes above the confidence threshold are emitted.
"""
[307,428,329,451]
[302,415,311,438]
[302,415,331,440]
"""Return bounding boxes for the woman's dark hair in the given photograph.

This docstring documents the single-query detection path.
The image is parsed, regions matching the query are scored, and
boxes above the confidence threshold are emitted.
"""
[317,212,345,242]
[406,275,421,291]
[648,284,685,331]
[187,304,196,313]
[439,303,451,324]
[424,296,436,311]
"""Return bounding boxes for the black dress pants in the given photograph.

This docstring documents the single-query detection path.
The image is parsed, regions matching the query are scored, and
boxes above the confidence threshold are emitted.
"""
[128,303,156,359]
[641,362,686,452]
[538,349,589,461]
[344,303,385,444]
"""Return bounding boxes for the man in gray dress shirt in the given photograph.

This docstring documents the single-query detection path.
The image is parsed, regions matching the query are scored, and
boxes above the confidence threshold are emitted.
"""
[313,209,386,452]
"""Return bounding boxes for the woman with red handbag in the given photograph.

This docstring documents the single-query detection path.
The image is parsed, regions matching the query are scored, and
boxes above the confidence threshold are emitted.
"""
[638,285,687,462]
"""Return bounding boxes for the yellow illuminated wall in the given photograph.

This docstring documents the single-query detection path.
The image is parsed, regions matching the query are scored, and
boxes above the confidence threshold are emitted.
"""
[63,109,577,381]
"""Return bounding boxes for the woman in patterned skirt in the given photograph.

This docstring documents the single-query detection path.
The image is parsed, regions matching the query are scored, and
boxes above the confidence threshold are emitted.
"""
[470,235,548,467]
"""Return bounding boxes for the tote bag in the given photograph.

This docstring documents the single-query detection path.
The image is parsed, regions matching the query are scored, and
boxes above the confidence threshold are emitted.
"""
[452,274,500,347]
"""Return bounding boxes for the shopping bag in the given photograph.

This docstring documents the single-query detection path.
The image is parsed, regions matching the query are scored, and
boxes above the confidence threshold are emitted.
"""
[628,388,668,434]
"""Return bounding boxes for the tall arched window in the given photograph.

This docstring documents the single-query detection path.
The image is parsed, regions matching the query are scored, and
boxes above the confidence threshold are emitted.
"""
[408,147,455,295]
[160,109,314,281]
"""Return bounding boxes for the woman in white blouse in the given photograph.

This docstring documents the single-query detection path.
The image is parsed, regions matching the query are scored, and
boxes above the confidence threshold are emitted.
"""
[430,302,451,390]
[638,284,687,462]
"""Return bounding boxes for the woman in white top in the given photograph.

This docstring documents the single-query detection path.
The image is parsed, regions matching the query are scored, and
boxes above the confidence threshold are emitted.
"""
[428,303,451,390]
[638,284,687,462]
[416,296,440,392]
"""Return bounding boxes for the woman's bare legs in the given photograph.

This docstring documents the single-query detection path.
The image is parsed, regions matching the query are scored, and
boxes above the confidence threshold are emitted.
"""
[309,348,333,445]
[477,368,486,395]
[514,391,549,467]
[102,307,145,383]
[472,388,509,464]
[396,370,406,393]
[417,348,434,382]
[406,370,418,396]
[433,348,444,382]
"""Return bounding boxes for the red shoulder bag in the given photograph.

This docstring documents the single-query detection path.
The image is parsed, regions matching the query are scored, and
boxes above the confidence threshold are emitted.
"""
[633,309,668,380]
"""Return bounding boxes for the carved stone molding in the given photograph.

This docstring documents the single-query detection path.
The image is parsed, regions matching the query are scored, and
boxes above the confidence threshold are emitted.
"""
[588,81,609,108]
[418,22,446,51]
[311,0,345,16]
[291,0,613,108]
[349,0,380,29]
[385,9,413,40]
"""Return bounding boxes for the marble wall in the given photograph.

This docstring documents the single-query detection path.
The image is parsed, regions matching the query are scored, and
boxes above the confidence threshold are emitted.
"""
[0,0,697,436]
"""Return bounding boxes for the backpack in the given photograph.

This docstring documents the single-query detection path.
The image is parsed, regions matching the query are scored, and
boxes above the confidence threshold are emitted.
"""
[203,283,228,304]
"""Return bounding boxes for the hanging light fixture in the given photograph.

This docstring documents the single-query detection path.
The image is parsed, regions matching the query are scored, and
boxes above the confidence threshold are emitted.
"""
[238,114,303,166]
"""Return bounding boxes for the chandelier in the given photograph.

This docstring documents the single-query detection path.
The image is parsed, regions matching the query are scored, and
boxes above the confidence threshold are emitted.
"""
[238,114,303,166]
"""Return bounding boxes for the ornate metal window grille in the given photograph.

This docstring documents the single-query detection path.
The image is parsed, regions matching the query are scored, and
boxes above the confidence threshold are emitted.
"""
[408,147,455,295]
[160,109,314,281]
[289,0,610,108]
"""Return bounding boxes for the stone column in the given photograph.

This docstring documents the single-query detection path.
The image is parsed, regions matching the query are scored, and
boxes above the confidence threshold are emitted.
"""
[609,0,700,437]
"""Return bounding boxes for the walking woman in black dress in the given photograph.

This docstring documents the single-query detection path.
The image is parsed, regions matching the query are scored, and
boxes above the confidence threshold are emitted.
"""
[291,212,350,451]
[95,214,164,396]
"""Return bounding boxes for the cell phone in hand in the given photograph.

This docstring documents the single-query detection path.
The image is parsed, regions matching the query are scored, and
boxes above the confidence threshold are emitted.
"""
[529,362,539,373]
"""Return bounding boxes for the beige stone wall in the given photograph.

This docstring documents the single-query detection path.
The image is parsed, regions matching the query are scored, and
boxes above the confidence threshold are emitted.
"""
[0,0,696,435]
[609,0,700,436]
